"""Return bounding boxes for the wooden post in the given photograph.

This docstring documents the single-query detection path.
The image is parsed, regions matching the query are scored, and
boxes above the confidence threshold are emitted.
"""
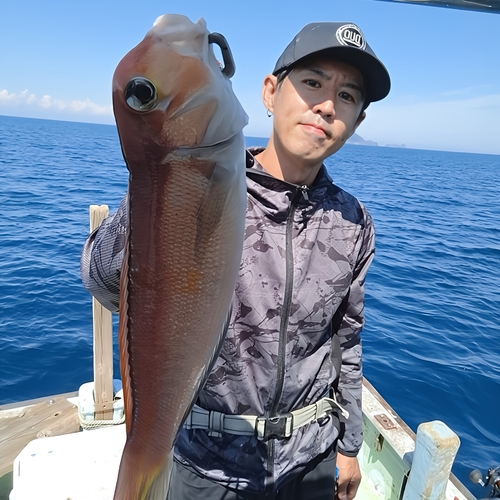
[89,205,114,421]
[402,420,460,500]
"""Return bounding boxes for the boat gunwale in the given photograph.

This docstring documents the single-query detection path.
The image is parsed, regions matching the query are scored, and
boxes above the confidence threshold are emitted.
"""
[0,391,79,413]
[362,378,476,500]
[0,383,476,500]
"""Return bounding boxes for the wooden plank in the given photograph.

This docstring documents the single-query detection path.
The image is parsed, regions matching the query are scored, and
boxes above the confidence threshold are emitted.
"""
[0,397,80,477]
[89,204,114,421]
[0,391,78,413]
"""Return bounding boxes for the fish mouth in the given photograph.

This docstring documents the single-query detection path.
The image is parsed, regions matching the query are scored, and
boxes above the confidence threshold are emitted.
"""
[124,77,158,111]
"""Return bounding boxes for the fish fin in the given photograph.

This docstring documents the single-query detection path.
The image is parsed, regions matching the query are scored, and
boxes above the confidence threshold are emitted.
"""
[196,159,216,181]
[118,227,133,435]
[144,449,173,500]
[162,100,217,148]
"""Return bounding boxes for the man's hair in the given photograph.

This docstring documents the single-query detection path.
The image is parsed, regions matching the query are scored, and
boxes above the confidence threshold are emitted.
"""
[274,61,370,113]
[276,68,291,88]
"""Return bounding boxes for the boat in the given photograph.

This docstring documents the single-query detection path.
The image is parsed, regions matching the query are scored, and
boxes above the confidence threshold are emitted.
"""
[0,343,478,500]
[1,2,499,499]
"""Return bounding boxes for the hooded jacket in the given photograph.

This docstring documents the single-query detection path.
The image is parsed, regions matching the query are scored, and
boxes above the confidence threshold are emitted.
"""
[81,148,375,495]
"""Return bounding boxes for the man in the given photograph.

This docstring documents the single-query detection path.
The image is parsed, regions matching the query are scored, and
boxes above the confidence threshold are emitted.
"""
[81,21,390,500]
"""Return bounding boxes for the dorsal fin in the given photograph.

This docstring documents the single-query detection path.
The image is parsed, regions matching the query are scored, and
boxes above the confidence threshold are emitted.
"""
[118,227,133,436]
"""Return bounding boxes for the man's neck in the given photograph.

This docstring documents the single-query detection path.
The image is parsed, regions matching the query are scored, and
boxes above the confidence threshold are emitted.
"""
[254,135,322,187]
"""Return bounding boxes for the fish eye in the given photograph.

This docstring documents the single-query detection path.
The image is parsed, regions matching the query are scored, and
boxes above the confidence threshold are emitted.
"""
[124,78,158,111]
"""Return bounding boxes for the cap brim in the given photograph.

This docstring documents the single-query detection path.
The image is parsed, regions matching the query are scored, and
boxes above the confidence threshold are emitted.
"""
[276,46,391,103]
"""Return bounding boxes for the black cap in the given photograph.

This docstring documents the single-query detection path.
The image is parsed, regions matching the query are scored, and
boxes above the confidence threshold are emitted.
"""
[273,22,391,103]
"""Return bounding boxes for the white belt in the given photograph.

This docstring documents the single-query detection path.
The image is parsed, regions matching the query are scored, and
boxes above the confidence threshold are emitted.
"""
[184,395,349,441]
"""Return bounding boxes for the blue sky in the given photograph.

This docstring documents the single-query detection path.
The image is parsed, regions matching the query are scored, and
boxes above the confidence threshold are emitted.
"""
[1,0,499,154]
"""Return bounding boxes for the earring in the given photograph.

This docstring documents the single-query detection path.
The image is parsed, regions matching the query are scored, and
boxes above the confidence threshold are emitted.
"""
[266,109,273,118]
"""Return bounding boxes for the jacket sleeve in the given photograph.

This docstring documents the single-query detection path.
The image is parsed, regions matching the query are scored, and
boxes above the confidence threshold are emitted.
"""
[336,206,375,456]
[80,194,128,312]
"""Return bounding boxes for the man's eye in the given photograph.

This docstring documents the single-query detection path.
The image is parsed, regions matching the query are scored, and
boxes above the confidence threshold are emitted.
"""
[339,92,354,102]
[304,79,320,88]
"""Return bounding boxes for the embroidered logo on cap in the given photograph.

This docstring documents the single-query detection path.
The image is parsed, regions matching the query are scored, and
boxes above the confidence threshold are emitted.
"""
[336,24,366,50]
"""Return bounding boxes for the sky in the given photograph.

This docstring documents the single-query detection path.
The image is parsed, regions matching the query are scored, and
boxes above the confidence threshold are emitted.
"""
[1,0,499,155]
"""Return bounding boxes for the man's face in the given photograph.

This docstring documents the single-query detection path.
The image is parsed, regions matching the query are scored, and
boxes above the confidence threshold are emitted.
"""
[264,58,366,168]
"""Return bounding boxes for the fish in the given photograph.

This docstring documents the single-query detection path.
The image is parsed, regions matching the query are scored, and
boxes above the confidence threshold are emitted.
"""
[111,14,248,500]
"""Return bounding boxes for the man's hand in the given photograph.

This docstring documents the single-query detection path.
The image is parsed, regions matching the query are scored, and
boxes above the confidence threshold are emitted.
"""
[336,454,361,500]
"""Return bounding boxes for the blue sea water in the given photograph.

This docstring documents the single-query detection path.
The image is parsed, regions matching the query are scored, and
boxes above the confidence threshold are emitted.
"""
[0,115,499,494]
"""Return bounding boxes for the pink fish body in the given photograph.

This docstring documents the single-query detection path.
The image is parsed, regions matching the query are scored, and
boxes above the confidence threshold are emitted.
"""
[111,14,248,500]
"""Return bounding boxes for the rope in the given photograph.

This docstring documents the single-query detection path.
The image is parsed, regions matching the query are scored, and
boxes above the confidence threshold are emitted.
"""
[79,412,125,430]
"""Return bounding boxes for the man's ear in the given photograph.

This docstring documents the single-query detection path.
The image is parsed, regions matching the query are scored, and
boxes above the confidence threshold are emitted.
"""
[354,111,366,131]
[346,111,366,142]
[261,74,278,114]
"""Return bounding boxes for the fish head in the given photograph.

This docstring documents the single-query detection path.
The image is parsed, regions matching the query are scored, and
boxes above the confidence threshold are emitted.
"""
[112,14,248,165]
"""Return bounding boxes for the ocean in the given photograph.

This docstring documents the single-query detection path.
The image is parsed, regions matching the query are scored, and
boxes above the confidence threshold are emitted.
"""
[0,115,499,495]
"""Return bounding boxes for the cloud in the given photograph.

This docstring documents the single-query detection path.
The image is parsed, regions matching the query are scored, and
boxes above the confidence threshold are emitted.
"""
[0,89,112,118]
[2,88,498,155]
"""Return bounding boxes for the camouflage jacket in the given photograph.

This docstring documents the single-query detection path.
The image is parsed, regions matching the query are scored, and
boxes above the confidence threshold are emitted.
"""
[80,148,375,494]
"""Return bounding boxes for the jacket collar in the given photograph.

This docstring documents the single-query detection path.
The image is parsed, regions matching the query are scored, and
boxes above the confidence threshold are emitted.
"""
[244,147,334,218]
[246,147,333,190]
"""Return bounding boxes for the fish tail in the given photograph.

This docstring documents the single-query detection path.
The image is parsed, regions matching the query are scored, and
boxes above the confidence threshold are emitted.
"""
[144,451,173,500]
[113,447,173,500]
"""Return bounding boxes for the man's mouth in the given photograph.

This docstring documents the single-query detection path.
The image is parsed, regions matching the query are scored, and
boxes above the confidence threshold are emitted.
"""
[301,123,331,138]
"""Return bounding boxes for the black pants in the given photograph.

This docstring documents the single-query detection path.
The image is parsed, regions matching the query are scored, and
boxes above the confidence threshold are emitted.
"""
[166,446,337,500]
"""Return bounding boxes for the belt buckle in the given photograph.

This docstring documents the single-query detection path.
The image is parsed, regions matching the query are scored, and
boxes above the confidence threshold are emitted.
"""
[257,413,293,441]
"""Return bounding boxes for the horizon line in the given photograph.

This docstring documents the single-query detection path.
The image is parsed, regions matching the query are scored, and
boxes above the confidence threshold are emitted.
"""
[1,113,498,158]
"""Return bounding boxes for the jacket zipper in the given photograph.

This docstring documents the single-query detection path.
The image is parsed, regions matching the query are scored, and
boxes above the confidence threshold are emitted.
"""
[269,187,303,417]
[266,185,309,492]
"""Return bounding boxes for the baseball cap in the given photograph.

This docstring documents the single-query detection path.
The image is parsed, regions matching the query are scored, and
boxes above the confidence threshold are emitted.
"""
[273,22,391,103]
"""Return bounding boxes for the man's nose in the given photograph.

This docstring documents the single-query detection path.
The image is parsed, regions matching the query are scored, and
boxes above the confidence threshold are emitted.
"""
[313,97,335,117]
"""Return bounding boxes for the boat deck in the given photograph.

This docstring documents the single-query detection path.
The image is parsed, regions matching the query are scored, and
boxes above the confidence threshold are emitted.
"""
[0,379,476,500]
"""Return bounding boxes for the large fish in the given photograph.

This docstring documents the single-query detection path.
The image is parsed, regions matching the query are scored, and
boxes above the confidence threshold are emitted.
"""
[111,14,248,500]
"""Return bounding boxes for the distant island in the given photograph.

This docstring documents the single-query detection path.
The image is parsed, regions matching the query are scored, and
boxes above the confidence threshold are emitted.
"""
[347,133,378,146]
[246,134,381,148]
[245,134,406,149]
